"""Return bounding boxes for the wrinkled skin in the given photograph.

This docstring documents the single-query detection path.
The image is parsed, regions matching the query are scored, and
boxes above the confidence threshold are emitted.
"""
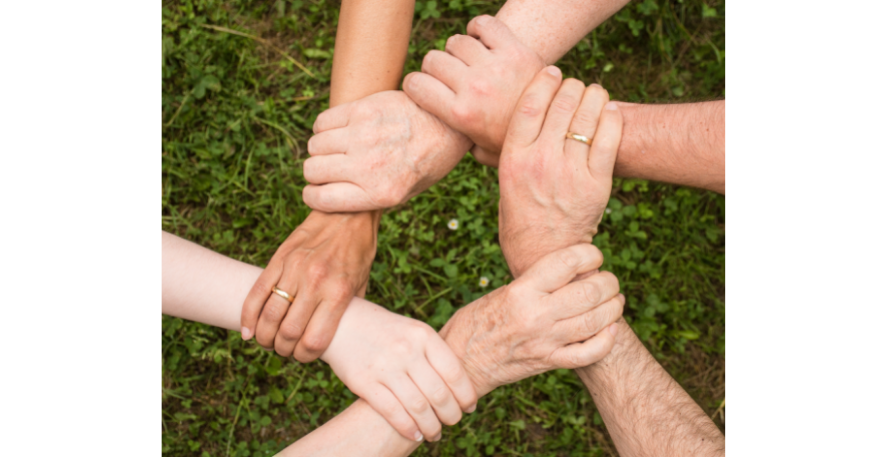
[440,245,624,396]
[301,91,472,212]
[497,67,624,276]
[403,15,546,167]
[240,210,378,362]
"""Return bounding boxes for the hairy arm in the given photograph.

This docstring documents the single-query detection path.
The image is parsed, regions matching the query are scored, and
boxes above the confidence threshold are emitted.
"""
[614,100,725,194]
[575,320,725,456]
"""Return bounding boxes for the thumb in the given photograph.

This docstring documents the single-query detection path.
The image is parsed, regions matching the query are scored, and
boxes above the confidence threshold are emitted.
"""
[517,244,604,294]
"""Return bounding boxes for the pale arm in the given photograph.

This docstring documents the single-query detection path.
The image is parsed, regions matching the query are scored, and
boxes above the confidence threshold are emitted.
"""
[575,320,725,456]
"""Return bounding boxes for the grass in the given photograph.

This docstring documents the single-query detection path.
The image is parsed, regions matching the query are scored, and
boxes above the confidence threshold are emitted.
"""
[161,0,725,455]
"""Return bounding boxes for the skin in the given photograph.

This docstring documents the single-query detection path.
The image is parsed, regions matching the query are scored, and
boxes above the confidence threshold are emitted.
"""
[240,0,416,363]
[409,15,725,193]
[164,231,476,442]
[500,68,725,455]
[163,231,624,455]
[497,66,623,277]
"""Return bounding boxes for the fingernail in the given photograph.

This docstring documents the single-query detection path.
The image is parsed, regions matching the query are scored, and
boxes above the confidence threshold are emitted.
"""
[609,323,619,336]
[475,15,490,26]
[414,431,424,442]
[605,102,618,111]
[467,404,477,413]
[546,66,561,77]
[406,74,418,91]
[240,327,251,340]
[590,83,602,89]
[432,433,442,442]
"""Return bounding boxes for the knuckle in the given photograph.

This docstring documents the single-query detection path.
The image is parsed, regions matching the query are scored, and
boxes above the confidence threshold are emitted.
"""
[411,397,431,414]
[556,248,582,269]
[551,95,579,114]
[517,95,543,117]
[300,332,327,353]
[468,79,493,98]
[261,304,285,323]
[580,282,602,306]
[278,321,304,342]
[571,108,598,128]
[583,310,604,334]
[307,263,328,284]
[430,386,451,405]
[451,104,476,125]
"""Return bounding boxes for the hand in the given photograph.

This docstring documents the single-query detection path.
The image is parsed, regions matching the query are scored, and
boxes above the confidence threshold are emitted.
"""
[301,91,473,212]
[321,298,478,443]
[240,210,378,362]
[439,244,624,396]
[403,15,545,167]
[498,67,623,276]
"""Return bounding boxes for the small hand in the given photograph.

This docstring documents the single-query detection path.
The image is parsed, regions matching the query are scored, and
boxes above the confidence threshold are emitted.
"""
[498,66,623,276]
[403,15,546,167]
[240,210,378,362]
[322,298,478,442]
[440,244,624,396]
[301,91,473,212]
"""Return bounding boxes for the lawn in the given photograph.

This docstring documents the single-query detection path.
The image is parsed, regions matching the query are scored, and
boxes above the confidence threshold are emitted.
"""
[161,0,725,455]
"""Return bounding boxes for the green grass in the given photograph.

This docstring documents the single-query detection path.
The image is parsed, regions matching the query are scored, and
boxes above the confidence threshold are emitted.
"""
[161,0,725,455]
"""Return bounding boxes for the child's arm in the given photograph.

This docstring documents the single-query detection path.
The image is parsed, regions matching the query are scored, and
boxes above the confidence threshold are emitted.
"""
[162,231,476,442]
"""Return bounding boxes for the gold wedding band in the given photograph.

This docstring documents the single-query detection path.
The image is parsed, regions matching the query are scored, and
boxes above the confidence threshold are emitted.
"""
[566,131,592,145]
[271,286,295,303]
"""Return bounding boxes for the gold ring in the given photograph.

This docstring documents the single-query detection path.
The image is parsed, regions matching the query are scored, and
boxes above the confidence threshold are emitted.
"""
[271,286,295,303]
[566,131,592,145]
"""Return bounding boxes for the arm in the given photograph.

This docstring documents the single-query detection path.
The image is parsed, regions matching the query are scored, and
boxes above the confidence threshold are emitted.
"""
[575,321,725,456]
[406,16,726,194]
[614,101,725,194]
[240,0,416,362]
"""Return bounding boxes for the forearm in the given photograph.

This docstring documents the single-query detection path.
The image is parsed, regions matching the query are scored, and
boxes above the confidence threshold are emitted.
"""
[496,0,630,63]
[613,100,725,194]
[162,231,261,331]
[330,0,414,105]
[280,399,420,456]
[575,320,724,456]
[163,231,423,455]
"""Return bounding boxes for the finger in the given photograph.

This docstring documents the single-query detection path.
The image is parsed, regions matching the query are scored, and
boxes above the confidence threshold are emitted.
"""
[385,375,443,442]
[552,293,625,344]
[272,293,314,359]
[504,66,563,149]
[403,72,457,127]
[408,362,463,427]
[303,154,354,185]
[362,384,424,442]
[255,268,301,349]
[547,271,620,320]
[421,50,468,92]
[425,336,478,413]
[466,15,518,51]
[588,102,624,181]
[240,258,284,340]
[292,286,353,362]
[307,129,349,156]
[538,78,584,147]
[517,244,604,294]
[564,84,609,165]
[548,321,619,369]
[312,102,353,134]
[445,34,490,66]
[302,183,379,212]
[469,144,500,168]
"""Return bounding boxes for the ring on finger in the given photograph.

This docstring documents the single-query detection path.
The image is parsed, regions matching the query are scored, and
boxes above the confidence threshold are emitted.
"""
[271,286,295,304]
[565,131,592,145]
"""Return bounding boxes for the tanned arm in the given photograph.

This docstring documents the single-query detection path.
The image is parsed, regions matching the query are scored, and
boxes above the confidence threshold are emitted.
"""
[575,320,725,456]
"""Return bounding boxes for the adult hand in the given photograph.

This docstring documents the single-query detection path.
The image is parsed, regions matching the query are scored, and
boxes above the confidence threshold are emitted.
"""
[240,210,378,362]
[403,15,545,167]
[439,244,624,396]
[498,66,623,276]
[301,91,473,212]
[321,298,477,443]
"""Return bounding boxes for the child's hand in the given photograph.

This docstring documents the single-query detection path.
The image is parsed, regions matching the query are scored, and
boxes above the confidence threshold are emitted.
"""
[320,299,478,442]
